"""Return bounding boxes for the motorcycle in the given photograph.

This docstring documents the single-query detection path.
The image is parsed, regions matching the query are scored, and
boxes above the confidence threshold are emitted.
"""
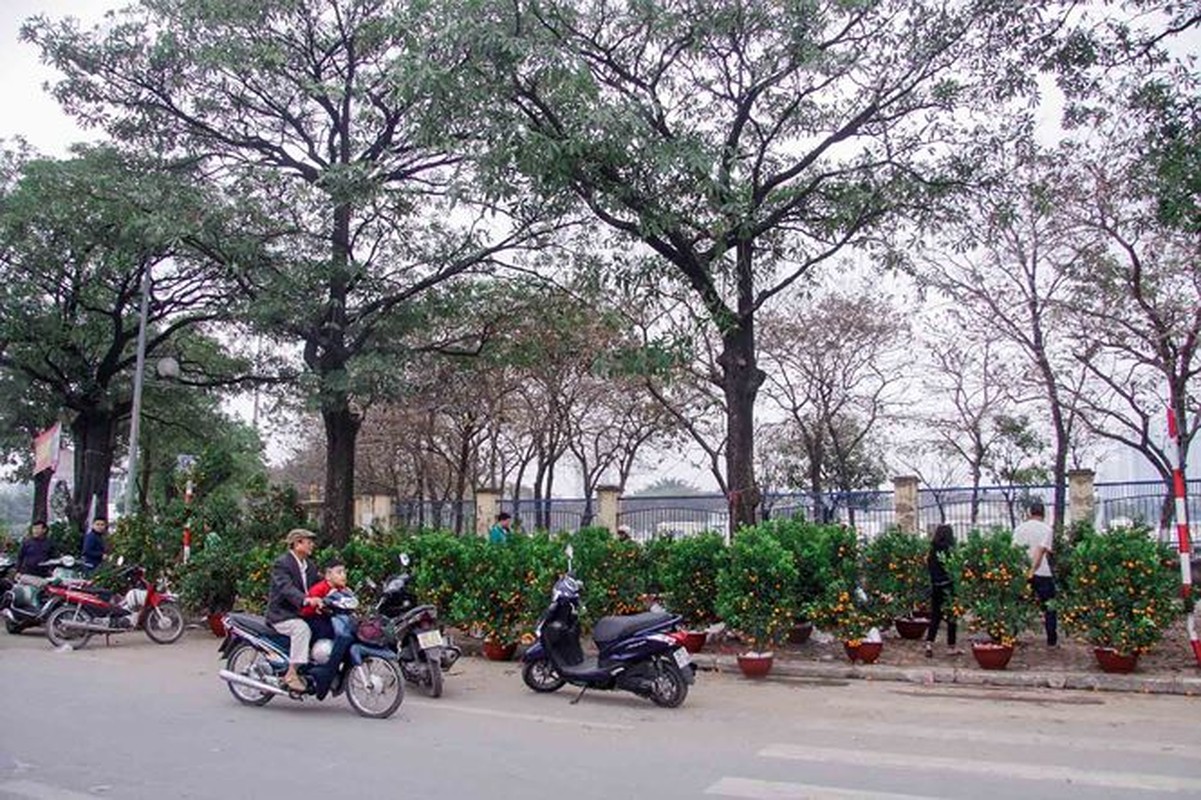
[2,556,88,635]
[0,553,15,598]
[375,553,461,698]
[44,560,185,648]
[217,590,405,719]
[521,545,695,708]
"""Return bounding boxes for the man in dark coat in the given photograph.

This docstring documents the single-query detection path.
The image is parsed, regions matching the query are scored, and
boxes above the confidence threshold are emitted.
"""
[17,520,55,578]
[267,528,322,691]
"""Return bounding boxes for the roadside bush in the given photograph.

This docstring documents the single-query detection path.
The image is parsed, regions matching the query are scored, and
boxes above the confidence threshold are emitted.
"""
[949,528,1035,645]
[567,526,648,624]
[862,527,929,620]
[659,531,726,627]
[716,525,797,652]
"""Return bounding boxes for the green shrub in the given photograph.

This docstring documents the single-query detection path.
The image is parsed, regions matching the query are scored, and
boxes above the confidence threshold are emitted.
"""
[767,518,858,618]
[659,532,725,627]
[949,528,1036,645]
[862,527,929,620]
[567,526,648,624]
[716,525,797,651]
[640,535,677,596]
[178,539,242,614]
[407,531,474,624]
[450,533,550,643]
[1060,525,1180,654]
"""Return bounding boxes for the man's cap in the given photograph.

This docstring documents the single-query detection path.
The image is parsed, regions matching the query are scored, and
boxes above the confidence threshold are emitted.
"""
[286,528,317,546]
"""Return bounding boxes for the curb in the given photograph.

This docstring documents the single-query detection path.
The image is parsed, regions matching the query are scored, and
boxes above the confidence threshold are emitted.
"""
[689,653,1201,696]
[455,636,1201,697]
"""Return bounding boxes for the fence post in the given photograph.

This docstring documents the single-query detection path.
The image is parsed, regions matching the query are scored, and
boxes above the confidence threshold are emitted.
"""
[893,475,920,533]
[474,487,500,537]
[1068,469,1096,527]
[596,485,620,532]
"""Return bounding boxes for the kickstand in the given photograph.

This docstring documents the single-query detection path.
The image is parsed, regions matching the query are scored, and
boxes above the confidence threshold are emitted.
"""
[569,685,588,705]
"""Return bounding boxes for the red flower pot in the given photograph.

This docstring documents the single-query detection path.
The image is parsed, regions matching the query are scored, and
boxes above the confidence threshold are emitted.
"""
[207,613,227,638]
[894,617,930,640]
[788,620,814,644]
[736,653,774,678]
[844,640,883,664]
[681,630,708,654]
[1094,647,1139,674]
[971,642,1014,670]
[482,640,517,661]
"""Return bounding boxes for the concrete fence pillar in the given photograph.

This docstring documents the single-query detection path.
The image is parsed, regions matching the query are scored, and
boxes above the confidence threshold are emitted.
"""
[596,485,621,532]
[893,475,920,534]
[1068,469,1096,526]
[474,488,500,537]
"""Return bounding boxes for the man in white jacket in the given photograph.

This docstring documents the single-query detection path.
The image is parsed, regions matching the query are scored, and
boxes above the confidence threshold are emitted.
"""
[1013,500,1057,646]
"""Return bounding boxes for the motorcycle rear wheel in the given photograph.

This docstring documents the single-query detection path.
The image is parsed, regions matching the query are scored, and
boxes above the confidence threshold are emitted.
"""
[425,654,443,698]
[46,604,94,650]
[521,658,566,693]
[346,656,404,719]
[143,601,186,644]
[225,644,276,706]
[648,658,688,708]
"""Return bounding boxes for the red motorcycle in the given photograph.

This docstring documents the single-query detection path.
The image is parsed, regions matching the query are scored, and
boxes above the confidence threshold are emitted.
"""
[45,561,185,649]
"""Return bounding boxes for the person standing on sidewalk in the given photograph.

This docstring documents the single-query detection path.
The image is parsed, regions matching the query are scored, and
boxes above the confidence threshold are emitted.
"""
[1013,499,1058,646]
[924,523,962,657]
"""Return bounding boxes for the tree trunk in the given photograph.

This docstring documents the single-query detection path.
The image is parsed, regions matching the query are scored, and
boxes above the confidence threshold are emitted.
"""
[69,410,118,531]
[719,242,766,533]
[31,469,52,524]
[321,401,361,547]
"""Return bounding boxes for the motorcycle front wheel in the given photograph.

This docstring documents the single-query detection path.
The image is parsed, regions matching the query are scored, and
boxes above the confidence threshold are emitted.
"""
[225,644,276,707]
[144,601,186,644]
[648,658,688,708]
[46,604,93,650]
[346,656,404,719]
[521,658,566,693]
[5,617,24,635]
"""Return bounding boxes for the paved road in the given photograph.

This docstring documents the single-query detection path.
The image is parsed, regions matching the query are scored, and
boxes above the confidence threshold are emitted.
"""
[1,629,1200,799]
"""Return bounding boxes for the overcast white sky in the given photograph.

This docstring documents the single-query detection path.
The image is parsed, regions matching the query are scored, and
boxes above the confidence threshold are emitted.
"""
[0,1,120,155]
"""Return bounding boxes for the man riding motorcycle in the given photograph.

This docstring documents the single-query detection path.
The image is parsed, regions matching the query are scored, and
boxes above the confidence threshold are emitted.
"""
[266,529,322,692]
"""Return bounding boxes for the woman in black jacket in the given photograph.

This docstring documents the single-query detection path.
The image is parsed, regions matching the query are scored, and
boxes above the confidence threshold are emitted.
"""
[925,523,962,657]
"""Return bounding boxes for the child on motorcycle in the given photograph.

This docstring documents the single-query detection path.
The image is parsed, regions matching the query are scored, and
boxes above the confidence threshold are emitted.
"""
[302,559,351,641]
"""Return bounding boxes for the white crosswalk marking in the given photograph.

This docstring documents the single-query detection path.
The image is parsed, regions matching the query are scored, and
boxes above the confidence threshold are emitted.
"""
[0,780,101,800]
[706,776,944,800]
[790,717,1201,759]
[757,743,1201,793]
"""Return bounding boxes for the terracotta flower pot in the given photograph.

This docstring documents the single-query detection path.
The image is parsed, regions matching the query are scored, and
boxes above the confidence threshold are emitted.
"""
[971,641,1014,670]
[1094,647,1139,674]
[207,612,227,638]
[894,617,930,640]
[482,640,517,661]
[736,652,774,678]
[681,630,708,654]
[787,620,814,644]
[844,640,883,664]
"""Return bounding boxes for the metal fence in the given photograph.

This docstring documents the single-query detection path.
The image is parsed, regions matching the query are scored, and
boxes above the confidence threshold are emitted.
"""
[390,478,1201,540]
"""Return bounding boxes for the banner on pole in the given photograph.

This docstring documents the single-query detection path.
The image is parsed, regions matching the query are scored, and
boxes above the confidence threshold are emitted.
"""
[33,422,62,475]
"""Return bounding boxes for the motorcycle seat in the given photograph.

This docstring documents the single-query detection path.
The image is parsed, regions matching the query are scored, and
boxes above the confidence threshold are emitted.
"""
[225,613,290,646]
[592,611,676,645]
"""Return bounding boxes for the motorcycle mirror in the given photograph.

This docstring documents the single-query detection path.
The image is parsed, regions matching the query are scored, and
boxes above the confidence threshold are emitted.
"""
[399,553,411,567]
[117,555,126,567]
[60,555,75,568]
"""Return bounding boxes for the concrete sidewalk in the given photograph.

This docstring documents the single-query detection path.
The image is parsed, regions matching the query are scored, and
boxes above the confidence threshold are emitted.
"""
[453,635,1201,696]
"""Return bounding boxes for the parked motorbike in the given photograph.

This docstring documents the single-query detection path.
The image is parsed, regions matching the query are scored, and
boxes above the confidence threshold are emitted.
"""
[218,591,405,719]
[376,553,460,698]
[521,545,695,708]
[0,554,16,604]
[44,561,185,648]
[2,556,88,635]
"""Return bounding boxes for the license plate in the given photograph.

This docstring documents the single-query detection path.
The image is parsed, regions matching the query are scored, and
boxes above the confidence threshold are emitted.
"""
[673,647,691,668]
[416,629,444,649]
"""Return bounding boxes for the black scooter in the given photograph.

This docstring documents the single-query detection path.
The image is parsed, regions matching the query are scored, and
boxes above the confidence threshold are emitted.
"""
[376,553,461,698]
[521,545,695,708]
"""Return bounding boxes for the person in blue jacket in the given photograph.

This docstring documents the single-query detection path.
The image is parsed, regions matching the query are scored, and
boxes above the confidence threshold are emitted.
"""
[81,517,108,572]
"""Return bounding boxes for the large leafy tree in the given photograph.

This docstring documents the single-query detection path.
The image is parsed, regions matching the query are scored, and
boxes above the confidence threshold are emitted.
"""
[0,145,238,529]
[469,0,1053,529]
[25,0,559,544]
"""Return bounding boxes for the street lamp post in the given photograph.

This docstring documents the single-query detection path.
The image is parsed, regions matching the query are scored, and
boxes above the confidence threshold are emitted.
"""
[122,267,152,519]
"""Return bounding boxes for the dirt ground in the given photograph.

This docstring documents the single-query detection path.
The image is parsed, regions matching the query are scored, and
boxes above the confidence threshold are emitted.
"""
[704,618,1201,676]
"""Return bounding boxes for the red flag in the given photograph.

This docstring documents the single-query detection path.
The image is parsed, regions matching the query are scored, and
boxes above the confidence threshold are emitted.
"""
[32,422,62,475]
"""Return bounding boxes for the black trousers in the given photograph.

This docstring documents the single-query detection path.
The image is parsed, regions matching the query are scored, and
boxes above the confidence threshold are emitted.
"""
[925,583,956,646]
[1031,575,1058,646]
